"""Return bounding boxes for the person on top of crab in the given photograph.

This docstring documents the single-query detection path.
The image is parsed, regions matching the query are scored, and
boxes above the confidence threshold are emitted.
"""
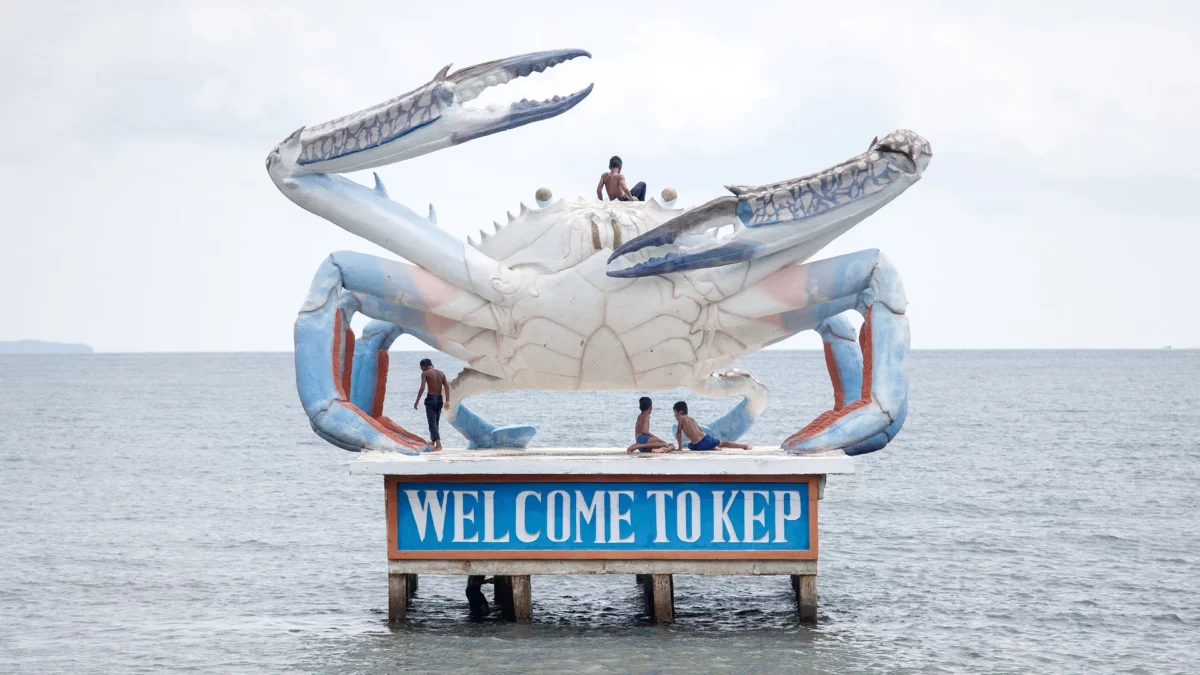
[597,156,646,202]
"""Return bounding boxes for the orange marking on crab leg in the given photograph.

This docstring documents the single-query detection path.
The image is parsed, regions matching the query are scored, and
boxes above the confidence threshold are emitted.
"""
[785,308,875,445]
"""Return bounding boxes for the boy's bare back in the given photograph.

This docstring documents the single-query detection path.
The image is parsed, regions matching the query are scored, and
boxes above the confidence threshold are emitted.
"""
[678,415,705,443]
[635,410,650,437]
[599,171,629,200]
[421,368,447,393]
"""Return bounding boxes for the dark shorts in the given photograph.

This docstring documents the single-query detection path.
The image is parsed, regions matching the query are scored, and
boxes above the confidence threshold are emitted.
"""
[617,181,647,202]
[424,395,442,443]
[636,434,653,453]
[688,434,720,451]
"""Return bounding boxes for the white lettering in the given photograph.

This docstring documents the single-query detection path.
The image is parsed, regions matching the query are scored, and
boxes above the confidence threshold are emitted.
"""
[516,490,542,543]
[482,490,510,543]
[609,490,635,543]
[452,491,479,542]
[677,490,701,542]
[547,490,571,542]
[773,490,803,543]
[712,490,740,543]
[743,490,769,543]
[573,490,606,544]
[404,489,448,542]
[647,490,673,543]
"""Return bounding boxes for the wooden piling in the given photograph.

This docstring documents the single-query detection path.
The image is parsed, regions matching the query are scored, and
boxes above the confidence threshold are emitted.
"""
[641,573,674,623]
[794,574,817,623]
[510,575,532,623]
[388,572,408,623]
[493,575,514,619]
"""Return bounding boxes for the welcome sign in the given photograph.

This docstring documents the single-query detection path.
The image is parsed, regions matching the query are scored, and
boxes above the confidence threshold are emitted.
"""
[384,476,818,560]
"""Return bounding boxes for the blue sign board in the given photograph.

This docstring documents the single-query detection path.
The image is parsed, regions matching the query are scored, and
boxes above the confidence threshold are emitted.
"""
[387,479,815,557]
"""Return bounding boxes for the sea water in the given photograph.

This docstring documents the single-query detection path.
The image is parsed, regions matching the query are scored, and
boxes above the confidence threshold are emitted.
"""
[1,350,1197,674]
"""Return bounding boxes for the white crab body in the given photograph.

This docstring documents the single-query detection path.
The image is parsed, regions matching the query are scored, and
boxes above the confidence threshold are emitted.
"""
[457,199,744,391]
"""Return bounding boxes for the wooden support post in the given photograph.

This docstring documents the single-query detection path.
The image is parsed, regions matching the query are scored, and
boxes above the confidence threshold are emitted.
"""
[407,573,418,597]
[795,574,817,623]
[641,574,674,623]
[653,574,674,624]
[510,575,532,624]
[388,572,408,623]
[493,575,515,620]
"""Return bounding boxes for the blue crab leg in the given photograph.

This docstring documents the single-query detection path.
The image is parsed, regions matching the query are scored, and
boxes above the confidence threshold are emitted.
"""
[677,370,769,442]
[713,250,909,454]
[444,369,538,449]
[815,313,906,455]
[295,253,496,453]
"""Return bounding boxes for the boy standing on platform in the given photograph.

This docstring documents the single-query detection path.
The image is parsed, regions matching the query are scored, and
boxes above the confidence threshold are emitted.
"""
[673,401,752,451]
[413,358,450,451]
[627,397,675,453]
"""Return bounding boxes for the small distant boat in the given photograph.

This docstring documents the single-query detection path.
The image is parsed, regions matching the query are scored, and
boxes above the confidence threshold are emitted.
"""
[1164,345,1172,349]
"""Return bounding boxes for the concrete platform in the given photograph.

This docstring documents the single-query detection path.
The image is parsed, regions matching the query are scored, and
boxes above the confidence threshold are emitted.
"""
[349,447,855,477]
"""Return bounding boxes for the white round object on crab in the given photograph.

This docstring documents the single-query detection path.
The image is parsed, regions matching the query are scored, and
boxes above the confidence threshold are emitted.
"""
[535,187,553,207]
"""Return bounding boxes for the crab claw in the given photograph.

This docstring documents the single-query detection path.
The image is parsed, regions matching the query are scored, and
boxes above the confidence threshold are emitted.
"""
[606,130,931,278]
[273,49,593,176]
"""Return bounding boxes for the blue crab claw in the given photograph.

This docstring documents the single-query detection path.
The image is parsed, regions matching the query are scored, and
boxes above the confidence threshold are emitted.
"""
[606,130,931,278]
[606,198,758,277]
[270,49,593,176]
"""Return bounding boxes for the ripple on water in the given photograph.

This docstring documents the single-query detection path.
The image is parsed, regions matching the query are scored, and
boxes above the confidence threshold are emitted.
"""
[0,350,1198,674]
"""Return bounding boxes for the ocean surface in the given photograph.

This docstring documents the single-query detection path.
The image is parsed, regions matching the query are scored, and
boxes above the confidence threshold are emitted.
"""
[1,350,1197,674]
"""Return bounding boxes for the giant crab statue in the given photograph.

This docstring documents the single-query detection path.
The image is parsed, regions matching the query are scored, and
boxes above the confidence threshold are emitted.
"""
[266,49,931,456]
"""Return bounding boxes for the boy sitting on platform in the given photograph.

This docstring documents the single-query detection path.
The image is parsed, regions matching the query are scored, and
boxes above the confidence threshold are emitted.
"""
[673,401,752,451]
[626,397,675,453]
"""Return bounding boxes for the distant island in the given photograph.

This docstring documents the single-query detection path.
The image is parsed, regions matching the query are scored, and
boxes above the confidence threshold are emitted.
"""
[0,340,93,354]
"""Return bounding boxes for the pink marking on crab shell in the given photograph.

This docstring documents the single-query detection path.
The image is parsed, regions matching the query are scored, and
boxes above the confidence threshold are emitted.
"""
[423,312,461,335]
[405,263,463,308]
[758,264,810,304]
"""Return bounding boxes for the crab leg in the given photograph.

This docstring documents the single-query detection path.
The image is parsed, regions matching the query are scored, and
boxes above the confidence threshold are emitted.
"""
[296,253,500,452]
[679,370,769,442]
[444,369,538,449]
[714,250,909,454]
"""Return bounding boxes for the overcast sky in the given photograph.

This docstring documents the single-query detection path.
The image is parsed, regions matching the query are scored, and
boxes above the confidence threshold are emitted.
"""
[2,0,1197,351]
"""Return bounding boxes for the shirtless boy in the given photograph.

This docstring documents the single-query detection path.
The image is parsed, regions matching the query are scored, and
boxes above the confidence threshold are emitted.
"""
[626,397,675,453]
[673,401,752,451]
[596,156,647,202]
[413,358,450,451]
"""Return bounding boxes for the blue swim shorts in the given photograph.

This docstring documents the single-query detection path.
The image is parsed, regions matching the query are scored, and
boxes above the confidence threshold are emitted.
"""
[636,434,651,445]
[688,434,720,451]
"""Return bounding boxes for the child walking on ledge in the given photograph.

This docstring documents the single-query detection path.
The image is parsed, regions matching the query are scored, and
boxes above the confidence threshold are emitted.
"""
[673,401,752,451]
[627,397,675,453]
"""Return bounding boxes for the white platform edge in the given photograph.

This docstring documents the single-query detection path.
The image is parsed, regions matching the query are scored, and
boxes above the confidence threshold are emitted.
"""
[348,448,855,476]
